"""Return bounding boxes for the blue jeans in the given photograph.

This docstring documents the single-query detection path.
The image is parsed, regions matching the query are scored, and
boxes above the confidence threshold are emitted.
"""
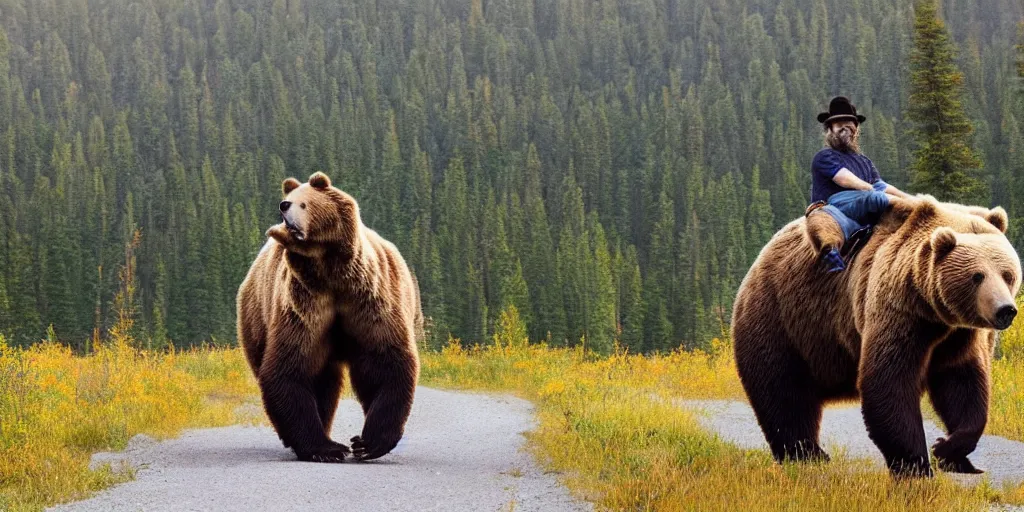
[820,181,890,242]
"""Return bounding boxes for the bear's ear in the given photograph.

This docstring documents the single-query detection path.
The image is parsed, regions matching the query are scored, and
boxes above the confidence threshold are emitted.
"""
[986,207,1008,234]
[899,197,938,233]
[282,178,301,195]
[308,172,331,190]
[930,227,958,260]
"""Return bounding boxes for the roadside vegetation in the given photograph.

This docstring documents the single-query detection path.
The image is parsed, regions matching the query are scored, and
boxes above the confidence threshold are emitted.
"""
[9,304,1024,511]
[0,327,256,511]
[421,306,1024,512]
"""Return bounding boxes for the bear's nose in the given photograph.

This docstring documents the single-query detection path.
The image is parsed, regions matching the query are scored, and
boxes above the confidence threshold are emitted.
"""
[995,304,1018,330]
[280,200,292,212]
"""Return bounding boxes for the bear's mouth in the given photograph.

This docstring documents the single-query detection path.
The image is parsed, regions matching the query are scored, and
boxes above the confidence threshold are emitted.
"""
[284,219,306,241]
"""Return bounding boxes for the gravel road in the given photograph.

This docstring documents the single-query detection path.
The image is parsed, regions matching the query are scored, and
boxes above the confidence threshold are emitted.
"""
[50,387,591,512]
[681,399,1024,486]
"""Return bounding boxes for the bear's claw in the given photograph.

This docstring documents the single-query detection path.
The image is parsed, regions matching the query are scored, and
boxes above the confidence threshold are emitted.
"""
[296,441,350,463]
[351,435,400,461]
[932,435,980,463]
[933,436,984,474]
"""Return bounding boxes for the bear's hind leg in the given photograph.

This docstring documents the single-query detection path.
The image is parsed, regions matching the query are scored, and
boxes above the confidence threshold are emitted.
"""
[348,344,418,461]
[735,331,828,463]
[314,362,344,434]
[260,328,349,463]
[237,286,267,375]
[927,329,988,474]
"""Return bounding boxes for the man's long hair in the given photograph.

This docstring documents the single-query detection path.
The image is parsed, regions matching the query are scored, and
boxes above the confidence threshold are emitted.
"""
[824,124,860,153]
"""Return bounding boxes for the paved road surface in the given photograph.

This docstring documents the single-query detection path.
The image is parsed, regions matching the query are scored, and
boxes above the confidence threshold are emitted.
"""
[51,387,591,512]
[682,399,1024,487]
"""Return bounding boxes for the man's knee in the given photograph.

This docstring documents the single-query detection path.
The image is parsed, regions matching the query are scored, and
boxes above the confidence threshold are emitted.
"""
[865,191,890,212]
[828,190,887,220]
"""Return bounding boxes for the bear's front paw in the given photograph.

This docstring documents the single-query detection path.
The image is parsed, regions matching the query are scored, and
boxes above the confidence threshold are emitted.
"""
[351,434,401,461]
[296,441,351,463]
[936,456,984,474]
[266,223,294,246]
[931,435,978,462]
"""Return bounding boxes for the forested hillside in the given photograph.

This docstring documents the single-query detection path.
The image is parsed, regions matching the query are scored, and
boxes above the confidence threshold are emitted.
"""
[0,0,1020,352]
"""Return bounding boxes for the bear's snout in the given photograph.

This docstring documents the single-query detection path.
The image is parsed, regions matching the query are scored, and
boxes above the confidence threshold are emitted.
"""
[994,304,1018,330]
[280,200,292,212]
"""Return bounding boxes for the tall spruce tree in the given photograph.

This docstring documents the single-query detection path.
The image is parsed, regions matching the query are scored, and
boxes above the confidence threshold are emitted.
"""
[906,0,986,203]
[618,245,645,352]
[1017,22,1024,98]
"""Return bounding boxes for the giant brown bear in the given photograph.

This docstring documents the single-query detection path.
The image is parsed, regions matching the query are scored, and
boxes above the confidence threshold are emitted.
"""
[237,172,423,463]
[732,195,1020,476]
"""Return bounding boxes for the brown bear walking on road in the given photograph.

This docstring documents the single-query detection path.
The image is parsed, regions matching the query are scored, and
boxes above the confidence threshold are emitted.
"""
[237,172,423,463]
[732,195,1021,476]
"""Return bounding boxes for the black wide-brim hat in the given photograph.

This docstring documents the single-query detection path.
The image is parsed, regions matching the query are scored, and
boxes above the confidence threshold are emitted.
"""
[817,96,866,126]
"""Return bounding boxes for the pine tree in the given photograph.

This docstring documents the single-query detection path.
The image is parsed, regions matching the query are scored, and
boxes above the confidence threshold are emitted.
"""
[434,154,472,341]
[556,175,588,347]
[745,165,774,264]
[500,258,532,332]
[522,187,566,344]
[618,245,644,352]
[585,215,617,354]
[643,176,675,351]
[1016,22,1024,92]
[906,0,986,203]
[871,115,904,188]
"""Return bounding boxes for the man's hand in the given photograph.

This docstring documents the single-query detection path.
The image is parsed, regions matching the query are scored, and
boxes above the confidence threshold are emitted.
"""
[883,184,911,198]
[832,168,875,191]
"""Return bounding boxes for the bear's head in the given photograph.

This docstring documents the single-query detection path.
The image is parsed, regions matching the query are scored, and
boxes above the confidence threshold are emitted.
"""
[928,226,1022,330]
[266,172,360,253]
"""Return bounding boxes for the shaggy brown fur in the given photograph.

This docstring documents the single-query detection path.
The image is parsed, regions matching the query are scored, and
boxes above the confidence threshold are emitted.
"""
[733,195,1021,477]
[237,172,423,463]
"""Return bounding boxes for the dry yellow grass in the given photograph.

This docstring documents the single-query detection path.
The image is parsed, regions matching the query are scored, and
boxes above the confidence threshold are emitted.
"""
[420,307,1024,512]
[989,300,1024,443]
[0,335,257,511]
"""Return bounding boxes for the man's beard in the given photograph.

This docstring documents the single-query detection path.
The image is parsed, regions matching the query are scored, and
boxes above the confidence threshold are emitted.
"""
[826,127,860,153]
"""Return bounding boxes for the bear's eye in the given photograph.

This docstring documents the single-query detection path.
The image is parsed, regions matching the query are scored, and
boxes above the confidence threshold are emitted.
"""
[1004,272,1015,286]
[300,202,307,209]
[972,272,985,284]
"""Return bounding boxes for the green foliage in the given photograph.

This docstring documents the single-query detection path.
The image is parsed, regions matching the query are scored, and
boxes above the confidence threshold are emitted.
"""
[0,0,1019,353]
[491,305,529,350]
[906,0,987,204]
[1018,22,1024,87]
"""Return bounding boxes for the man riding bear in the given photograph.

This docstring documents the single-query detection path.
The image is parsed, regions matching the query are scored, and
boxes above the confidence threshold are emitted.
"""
[730,97,1022,478]
[806,96,911,272]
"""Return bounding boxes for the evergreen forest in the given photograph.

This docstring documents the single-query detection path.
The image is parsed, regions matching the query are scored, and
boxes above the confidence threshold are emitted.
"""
[0,0,1022,353]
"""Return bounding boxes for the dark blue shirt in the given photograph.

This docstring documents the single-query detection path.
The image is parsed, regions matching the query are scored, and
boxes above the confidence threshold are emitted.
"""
[810,148,881,202]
